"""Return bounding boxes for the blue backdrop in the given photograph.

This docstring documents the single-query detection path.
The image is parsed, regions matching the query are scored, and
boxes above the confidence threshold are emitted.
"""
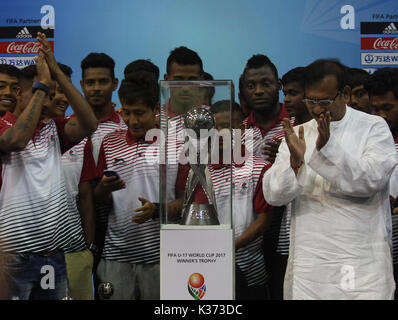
[0,0,397,114]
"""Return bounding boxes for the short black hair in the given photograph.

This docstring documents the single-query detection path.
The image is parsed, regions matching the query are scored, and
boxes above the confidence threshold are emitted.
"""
[203,71,215,104]
[118,71,159,109]
[81,52,115,79]
[239,54,279,93]
[346,68,370,89]
[364,67,398,100]
[0,64,21,79]
[281,67,306,87]
[166,46,203,74]
[124,59,159,80]
[20,64,37,80]
[58,62,72,78]
[21,63,71,81]
[304,59,348,91]
[211,100,244,123]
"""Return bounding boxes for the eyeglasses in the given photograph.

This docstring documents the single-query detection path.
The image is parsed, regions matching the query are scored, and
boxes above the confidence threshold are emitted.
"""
[303,92,340,108]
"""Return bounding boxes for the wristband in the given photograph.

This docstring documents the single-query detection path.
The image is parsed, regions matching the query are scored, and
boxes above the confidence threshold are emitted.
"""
[32,81,50,95]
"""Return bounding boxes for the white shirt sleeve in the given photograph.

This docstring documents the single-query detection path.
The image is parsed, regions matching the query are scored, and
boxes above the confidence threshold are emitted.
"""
[262,137,302,206]
[308,119,398,198]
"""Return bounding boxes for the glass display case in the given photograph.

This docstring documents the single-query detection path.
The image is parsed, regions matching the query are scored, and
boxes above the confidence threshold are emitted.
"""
[159,80,235,300]
[159,80,234,230]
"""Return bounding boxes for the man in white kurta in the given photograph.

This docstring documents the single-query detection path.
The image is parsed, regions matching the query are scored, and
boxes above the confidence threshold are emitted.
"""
[263,60,397,300]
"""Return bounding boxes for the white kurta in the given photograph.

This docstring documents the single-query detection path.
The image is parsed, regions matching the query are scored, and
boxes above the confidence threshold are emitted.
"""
[263,106,397,300]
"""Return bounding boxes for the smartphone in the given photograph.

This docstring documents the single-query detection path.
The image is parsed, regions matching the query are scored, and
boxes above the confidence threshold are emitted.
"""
[103,170,120,179]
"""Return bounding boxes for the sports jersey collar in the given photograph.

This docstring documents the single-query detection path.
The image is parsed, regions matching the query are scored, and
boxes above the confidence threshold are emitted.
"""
[98,109,121,123]
[246,103,288,138]
[125,127,158,145]
[2,111,17,124]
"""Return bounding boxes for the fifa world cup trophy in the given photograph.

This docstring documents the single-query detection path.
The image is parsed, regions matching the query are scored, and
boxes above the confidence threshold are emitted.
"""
[180,107,220,226]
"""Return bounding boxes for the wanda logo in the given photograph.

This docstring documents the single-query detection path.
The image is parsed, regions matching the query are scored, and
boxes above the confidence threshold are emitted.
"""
[7,41,42,54]
[361,37,398,50]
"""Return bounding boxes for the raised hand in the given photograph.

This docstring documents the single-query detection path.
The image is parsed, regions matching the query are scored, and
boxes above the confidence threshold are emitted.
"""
[316,111,331,151]
[36,32,60,78]
[33,50,51,87]
[132,197,156,224]
[261,138,281,164]
[282,118,306,169]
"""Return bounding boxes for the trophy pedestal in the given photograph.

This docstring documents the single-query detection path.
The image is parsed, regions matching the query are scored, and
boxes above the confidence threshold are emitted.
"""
[160,228,234,300]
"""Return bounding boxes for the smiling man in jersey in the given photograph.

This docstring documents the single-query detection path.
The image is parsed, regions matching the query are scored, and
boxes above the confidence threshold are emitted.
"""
[365,67,398,300]
[93,71,182,299]
[0,64,21,117]
[0,33,98,300]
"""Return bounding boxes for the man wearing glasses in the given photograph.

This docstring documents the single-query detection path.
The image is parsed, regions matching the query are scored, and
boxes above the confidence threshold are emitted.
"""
[262,59,396,299]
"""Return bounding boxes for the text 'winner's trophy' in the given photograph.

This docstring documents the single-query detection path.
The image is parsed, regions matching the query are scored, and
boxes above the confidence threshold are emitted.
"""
[180,106,220,226]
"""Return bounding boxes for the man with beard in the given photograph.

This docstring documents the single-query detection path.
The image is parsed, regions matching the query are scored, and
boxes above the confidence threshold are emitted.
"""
[239,54,291,299]
[263,59,396,299]
[365,67,398,299]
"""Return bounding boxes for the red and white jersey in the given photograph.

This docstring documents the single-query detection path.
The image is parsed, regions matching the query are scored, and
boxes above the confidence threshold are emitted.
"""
[243,104,292,161]
[242,104,293,256]
[206,154,271,286]
[61,110,127,253]
[0,112,72,253]
[97,129,179,263]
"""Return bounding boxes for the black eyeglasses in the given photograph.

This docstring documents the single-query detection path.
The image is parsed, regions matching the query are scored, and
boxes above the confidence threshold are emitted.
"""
[303,92,340,108]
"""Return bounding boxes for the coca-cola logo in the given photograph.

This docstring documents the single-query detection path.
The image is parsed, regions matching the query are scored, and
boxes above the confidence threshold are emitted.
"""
[361,37,398,50]
[373,37,398,50]
[7,41,41,54]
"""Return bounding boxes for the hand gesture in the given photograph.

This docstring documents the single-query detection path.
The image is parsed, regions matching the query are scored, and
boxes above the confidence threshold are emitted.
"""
[132,197,156,224]
[316,112,331,151]
[282,118,306,168]
[33,51,51,87]
[36,32,60,78]
[94,174,125,203]
[261,138,281,164]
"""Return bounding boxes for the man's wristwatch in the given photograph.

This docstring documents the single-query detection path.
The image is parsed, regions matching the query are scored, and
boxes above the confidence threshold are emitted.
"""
[32,81,50,95]
[87,243,99,256]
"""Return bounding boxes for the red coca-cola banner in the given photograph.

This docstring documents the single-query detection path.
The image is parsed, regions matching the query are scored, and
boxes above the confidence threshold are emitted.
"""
[361,37,398,50]
[0,40,54,54]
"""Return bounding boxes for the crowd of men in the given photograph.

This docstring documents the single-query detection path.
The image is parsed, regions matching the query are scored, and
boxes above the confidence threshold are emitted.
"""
[0,32,397,300]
